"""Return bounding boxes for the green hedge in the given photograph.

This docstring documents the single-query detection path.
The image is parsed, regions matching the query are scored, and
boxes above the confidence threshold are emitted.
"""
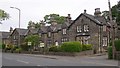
[60,41,82,52]
[108,46,113,59]
[49,46,60,52]
[82,44,93,51]
[109,40,120,51]
[114,40,120,51]
[20,42,29,51]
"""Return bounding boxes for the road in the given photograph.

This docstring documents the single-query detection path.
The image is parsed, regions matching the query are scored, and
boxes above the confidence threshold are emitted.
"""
[2,53,119,66]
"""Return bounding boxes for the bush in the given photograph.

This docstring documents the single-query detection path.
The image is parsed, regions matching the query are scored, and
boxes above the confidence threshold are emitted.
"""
[60,41,82,52]
[10,45,19,53]
[108,46,113,59]
[20,42,29,51]
[15,48,22,53]
[114,40,120,51]
[2,44,6,49]
[82,44,93,51]
[49,46,60,52]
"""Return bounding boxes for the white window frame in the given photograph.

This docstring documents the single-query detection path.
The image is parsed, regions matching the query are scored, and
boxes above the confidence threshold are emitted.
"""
[63,29,67,34]
[48,32,51,37]
[103,37,107,46]
[84,25,89,32]
[77,26,82,32]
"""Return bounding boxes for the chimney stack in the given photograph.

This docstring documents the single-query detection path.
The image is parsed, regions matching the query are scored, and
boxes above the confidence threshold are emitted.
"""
[84,9,87,14]
[94,8,101,16]
[10,27,13,34]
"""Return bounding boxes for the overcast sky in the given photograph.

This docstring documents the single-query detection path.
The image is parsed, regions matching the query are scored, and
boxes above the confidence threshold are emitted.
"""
[0,0,119,32]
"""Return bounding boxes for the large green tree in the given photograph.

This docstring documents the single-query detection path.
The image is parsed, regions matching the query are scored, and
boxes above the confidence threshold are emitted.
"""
[25,35,40,47]
[44,14,66,24]
[27,20,45,29]
[111,1,120,25]
[0,9,9,21]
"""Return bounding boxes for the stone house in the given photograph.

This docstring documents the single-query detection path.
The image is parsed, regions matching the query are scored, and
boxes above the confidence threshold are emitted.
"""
[10,28,28,46]
[9,8,120,53]
[0,31,10,45]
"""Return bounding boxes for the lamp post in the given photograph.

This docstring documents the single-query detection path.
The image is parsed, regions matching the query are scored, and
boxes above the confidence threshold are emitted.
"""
[108,0,116,59]
[10,7,21,46]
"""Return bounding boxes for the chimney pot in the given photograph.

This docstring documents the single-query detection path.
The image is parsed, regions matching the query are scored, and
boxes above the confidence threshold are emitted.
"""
[84,9,87,14]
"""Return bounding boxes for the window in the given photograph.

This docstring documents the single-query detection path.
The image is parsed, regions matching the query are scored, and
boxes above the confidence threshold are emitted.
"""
[84,25,89,32]
[39,33,41,37]
[63,29,67,34]
[61,38,68,43]
[103,25,106,31]
[103,37,107,46]
[77,26,82,32]
[48,32,51,37]
[13,36,16,39]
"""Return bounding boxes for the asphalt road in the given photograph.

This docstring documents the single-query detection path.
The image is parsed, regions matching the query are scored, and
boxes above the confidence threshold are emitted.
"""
[2,53,119,66]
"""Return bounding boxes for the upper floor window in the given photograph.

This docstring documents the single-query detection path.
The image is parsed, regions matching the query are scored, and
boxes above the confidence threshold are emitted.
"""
[63,29,67,35]
[48,32,51,37]
[103,25,106,31]
[77,26,82,32]
[39,33,41,37]
[84,25,89,32]
[103,37,107,46]
[13,36,16,39]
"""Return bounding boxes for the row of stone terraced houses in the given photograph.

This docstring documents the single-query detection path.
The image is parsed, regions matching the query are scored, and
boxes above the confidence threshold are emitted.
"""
[1,8,120,53]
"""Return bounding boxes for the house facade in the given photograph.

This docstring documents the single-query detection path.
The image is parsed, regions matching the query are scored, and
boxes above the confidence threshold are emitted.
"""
[10,28,28,46]
[0,32,10,45]
[9,8,120,53]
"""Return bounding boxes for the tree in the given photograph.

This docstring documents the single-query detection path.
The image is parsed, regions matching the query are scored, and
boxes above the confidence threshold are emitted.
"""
[111,1,120,25]
[0,9,9,21]
[27,20,45,29]
[25,35,40,50]
[44,14,66,24]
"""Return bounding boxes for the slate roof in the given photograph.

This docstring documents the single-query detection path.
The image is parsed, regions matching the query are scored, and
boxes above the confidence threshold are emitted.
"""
[0,32,10,39]
[12,28,28,35]
[68,13,108,28]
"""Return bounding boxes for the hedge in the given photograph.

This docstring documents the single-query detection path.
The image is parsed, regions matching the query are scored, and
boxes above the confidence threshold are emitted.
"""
[109,40,120,51]
[60,41,82,52]
[49,46,61,52]
[114,40,120,51]
[108,46,113,59]
[82,44,93,51]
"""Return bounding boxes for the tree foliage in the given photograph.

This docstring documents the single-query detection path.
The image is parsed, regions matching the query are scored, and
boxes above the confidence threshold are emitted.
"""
[0,9,9,21]
[111,1,120,25]
[27,20,45,29]
[25,35,40,46]
[44,14,66,24]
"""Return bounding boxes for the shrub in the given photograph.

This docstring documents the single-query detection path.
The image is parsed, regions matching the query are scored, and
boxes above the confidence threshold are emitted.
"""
[49,46,60,52]
[60,41,82,52]
[15,48,22,53]
[82,44,93,51]
[114,40,120,51]
[20,42,29,51]
[109,40,120,51]
[2,44,6,49]
[108,46,113,59]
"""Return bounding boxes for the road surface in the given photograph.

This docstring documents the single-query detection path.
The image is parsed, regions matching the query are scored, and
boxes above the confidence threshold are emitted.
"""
[2,53,119,66]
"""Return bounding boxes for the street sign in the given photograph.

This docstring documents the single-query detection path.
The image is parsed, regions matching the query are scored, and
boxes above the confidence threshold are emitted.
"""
[40,43,44,47]
[28,42,31,46]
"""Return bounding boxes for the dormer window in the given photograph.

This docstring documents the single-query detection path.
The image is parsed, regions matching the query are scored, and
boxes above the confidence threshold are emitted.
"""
[63,29,66,35]
[103,25,106,31]
[84,25,89,32]
[48,32,51,37]
[77,26,82,32]
[39,33,41,37]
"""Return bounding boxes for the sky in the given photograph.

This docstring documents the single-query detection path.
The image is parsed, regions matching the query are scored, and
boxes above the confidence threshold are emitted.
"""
[0,0,119,32]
